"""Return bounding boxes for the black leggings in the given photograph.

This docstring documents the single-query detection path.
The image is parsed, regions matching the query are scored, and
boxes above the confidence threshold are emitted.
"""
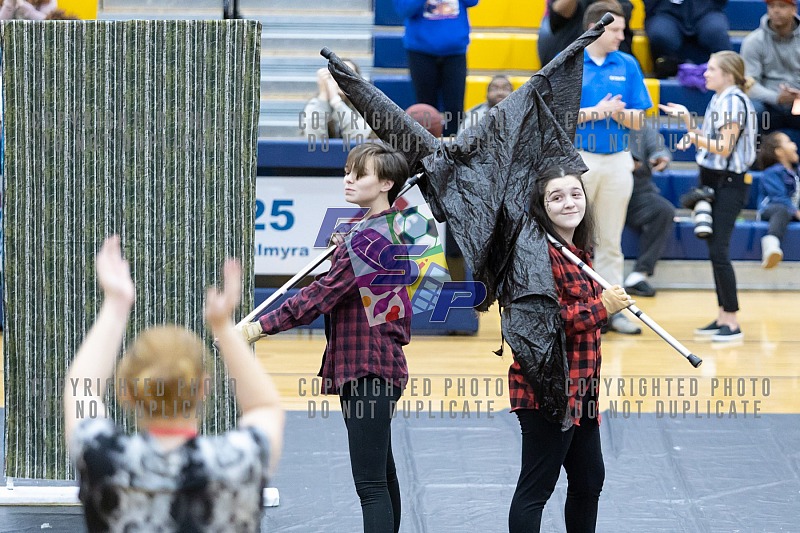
[509,407,605,533]
[340,376,403,533]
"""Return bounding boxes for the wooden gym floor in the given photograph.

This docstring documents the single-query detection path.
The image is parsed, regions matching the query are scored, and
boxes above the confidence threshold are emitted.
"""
[260,289,800,415]
[1,289,798,415]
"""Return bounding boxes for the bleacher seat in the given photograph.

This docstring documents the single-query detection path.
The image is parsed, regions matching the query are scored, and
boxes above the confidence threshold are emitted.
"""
[374,0,765,32]
[469,0,542,29]
[655,169,762,210]
[258,140,797,265]
[623,220,800,262]
[374,32,743,77]
[467,32,539,70]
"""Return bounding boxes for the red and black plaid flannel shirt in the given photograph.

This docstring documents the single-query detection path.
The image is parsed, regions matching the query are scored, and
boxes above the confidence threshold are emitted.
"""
[258,209,411,395]
[508,241,607,424]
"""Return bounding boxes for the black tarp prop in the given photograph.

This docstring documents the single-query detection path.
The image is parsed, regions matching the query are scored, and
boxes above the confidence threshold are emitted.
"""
[321,16,611,425]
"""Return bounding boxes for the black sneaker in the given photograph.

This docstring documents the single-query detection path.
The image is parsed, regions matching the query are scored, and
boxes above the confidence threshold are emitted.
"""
[625,280,656,297]
[711,325,743,342]
[694,321,720,336]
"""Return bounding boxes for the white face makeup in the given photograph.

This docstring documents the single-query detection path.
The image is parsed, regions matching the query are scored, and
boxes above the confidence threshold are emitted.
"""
[544,176,587,243]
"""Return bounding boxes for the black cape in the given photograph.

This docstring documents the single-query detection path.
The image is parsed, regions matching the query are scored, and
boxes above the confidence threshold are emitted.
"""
[323,20,607,426]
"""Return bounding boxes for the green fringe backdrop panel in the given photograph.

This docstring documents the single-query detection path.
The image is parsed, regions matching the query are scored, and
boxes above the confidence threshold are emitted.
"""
[2,20,260,479]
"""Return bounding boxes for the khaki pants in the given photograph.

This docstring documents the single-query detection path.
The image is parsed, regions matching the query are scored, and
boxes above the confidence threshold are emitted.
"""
[576,150,635,287]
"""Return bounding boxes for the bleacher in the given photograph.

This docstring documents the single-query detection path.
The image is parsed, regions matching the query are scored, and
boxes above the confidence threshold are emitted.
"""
[258,139,800,269]
[372,0,762,113]
[248,0,798,293]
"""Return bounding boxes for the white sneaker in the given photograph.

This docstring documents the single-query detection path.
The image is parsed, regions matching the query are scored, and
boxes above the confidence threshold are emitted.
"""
[609,314,642,335]
[761,235,783,269]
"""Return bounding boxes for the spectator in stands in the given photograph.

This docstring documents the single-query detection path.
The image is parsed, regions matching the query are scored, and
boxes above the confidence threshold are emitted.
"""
[623,123,675,297]
[741,0,800,146]
[393,0,479,137]
[65,236,284,532]
[756,131,800,268]
[0,0,57,19]
[660,50,757,341]
[301,59,372,141]
[538,0,634,68]
[457,75,513,134]
[644,0,732,79]
[576,1,651,334]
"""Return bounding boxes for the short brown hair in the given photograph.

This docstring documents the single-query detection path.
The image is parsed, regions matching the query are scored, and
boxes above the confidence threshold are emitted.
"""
[345,142,409,204]
[584,0,625,29]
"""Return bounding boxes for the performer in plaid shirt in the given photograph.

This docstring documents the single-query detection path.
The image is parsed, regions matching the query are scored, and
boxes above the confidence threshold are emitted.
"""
[508,167,636,533]
[237,142,410,533]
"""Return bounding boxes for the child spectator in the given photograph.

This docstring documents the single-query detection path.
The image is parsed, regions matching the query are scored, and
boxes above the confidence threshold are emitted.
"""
[757,131,800,268]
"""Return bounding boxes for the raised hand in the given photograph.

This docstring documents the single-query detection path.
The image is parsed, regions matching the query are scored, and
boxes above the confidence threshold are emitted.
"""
[96,235,135,307]
[325,73,343,104]
[205,259,242,331]
[315,68,330,100]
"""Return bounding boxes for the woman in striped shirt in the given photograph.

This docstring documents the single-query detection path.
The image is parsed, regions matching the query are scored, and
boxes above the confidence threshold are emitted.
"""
[661,51,758,342]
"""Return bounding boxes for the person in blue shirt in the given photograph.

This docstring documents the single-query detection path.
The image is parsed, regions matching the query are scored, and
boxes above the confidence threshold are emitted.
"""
[393,0,479,137]
[756,131,800,268]
[575,1,652,334]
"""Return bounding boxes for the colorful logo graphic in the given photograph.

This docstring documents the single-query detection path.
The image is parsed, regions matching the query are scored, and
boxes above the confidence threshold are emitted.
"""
[345,205,451,326]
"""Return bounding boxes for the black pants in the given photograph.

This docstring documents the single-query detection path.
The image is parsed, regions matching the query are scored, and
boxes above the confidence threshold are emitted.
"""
[626,188,675,275]
[761,204,792,241]
[508,407,605,533]
[406,50,466,137]
[700,168,749,312]
[340,376,403,533]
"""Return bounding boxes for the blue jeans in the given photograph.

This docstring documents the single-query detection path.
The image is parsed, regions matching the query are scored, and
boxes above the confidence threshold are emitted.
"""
[761,204,793,241]
[645,10,731,65]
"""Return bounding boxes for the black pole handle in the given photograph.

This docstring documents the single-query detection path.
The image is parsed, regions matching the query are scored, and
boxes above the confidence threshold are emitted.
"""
[598,12,615,27]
